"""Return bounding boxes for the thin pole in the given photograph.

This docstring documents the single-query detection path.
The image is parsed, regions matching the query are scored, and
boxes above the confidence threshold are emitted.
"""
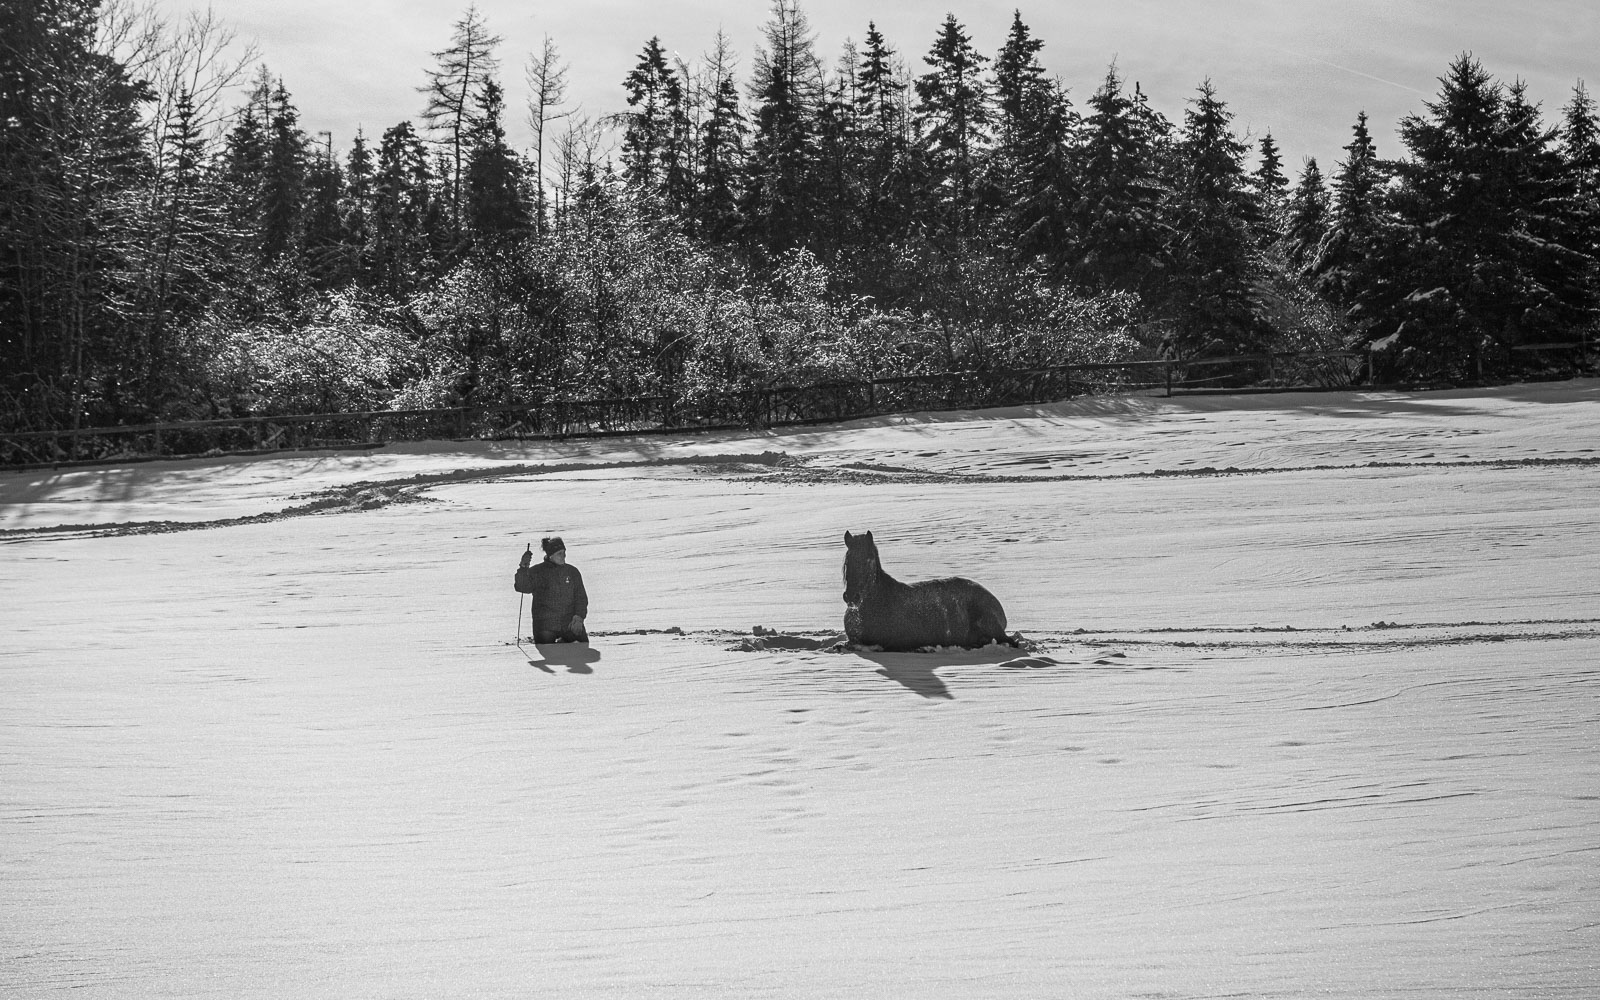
[514,542,531,645]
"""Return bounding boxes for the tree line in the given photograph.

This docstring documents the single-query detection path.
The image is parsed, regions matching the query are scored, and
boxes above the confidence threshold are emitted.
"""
[3,0,1597,434]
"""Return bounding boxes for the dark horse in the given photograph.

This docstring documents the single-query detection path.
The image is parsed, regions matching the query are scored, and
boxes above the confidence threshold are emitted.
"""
[842,530,1011,651]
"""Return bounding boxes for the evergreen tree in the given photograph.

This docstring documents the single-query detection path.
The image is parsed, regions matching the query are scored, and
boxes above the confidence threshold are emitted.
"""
[1252,132,1289,238]
[1165,79,1267,358]
[302,136,347,286]
[1313,110,1384,308]
[1381,55,1595,375]
[991,10,1047,159]
[342,130,375,281]
[1283,157,1329,271]
[742,0,825,252]
[0,0,152,424]
[217,70,270,245]
[853,21,910,240]
[1561,82,1600,196]
[813,64,859,250]
[1559,81,1600,265]
[371,121,440,295]
[986,12,1078,266]
[1005,79,1078,273]
[698,68,746,240]
[1074,66,1168,296]
[420,4,502,236]
[260,80,308,263]
[464,78,527,239]
[620,37,681,197]
[914,13,990,234]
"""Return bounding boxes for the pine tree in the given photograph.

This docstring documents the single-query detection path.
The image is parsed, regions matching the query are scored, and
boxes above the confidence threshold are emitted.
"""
[742,0,825,252]
[1313,110,1384,308]
[698,63,746,240]
[0,0,153,424]
[620,37,681,197]
[420,4,502,237]
[1006,80,1078,272]
[813,62,859,250]
[856,22,904,143]
[988,12,1077,267]
[1165,79,1267,358]
[853,21,909,240]
[1562,81,1600,195]
[371,121,439,295]
[1381,55,1595,376]
[1283,157,1329,271]
[260,79,308,263]
[303,135,348,286]
[1559,81,1600,265]
[1252,132,1289,238]
[217,70,272,259]
[1074,66,1168,296]
[464,78,527,239]
[992,10,1047,159]
[342,130,375,282]
[914,13,990,235]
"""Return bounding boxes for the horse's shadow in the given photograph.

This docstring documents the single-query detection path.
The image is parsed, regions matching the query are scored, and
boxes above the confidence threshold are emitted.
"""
[847,646,1022,700]
[526,643,601,674]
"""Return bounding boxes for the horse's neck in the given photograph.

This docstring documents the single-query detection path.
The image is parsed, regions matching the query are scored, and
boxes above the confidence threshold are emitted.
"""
[868,558,903,595]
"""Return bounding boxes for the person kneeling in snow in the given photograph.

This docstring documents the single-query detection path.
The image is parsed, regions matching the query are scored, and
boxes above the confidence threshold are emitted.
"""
[515,536,589,643]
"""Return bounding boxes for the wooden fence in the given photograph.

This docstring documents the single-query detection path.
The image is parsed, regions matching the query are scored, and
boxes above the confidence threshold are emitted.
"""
[0,351,1364,468]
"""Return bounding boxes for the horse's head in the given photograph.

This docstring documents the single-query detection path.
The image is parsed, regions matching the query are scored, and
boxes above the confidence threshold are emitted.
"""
[842,530,878,605]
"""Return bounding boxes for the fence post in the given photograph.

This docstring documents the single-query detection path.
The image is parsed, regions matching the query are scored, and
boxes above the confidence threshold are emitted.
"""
[1165,363,1174,397]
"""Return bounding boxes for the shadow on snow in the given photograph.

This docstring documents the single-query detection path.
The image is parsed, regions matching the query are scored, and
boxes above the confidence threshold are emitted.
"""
[847,645,1027,700]
[526,643,601,674]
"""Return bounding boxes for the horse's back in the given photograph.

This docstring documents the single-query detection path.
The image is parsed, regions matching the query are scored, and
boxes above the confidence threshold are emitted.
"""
[874,576,1007,649]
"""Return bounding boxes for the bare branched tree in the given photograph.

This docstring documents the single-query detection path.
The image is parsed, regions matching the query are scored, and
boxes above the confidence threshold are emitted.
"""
[551,114,613,222]
[524,34,570,235]
[97,1,257,159]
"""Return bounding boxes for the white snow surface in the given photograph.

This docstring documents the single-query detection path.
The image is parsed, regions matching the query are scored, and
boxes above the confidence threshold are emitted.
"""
[4,382,1598,998]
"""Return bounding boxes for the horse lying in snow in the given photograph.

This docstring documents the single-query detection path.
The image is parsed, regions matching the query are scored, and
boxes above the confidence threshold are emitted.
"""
[841,530,1013,651]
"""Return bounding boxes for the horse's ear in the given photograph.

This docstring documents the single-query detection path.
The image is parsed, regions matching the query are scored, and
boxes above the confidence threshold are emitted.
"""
[865,530,873,543]
[843,530,854,545]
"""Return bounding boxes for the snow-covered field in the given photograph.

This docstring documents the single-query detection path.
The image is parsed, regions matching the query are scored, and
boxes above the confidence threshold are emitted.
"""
[4,382,1598,998]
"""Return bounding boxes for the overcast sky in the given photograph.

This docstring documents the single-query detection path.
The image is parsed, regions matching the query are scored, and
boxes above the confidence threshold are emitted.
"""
[169,0,1595,175]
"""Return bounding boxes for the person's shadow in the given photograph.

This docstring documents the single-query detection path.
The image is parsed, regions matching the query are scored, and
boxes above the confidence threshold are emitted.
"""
[526,643,602,674]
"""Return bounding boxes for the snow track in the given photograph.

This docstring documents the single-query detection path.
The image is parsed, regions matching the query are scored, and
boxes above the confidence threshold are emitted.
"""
[3,382,1598,998]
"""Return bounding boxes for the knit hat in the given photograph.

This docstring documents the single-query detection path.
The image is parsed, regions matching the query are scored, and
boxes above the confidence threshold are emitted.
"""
[541,536,566,555]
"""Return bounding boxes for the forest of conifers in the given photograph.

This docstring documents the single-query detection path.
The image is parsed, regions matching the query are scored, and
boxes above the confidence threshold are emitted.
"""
[3,0,1598,434]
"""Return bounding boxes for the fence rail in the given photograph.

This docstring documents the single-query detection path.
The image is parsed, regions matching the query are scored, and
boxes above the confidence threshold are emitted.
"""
[1,352,1365,469]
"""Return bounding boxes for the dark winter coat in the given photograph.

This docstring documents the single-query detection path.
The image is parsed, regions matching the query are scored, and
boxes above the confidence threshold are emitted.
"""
[515,559,589,629]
